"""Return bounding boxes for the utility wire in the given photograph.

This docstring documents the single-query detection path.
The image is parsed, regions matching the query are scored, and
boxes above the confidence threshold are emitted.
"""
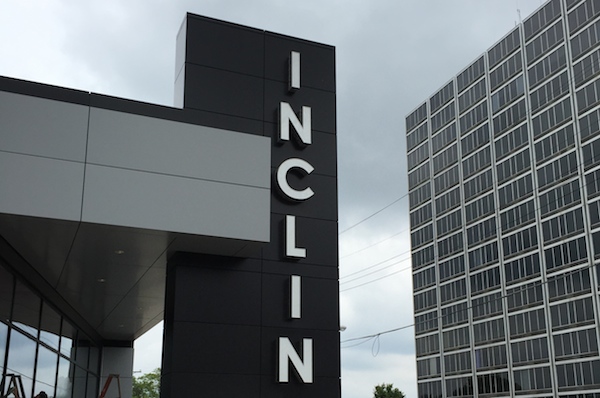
[339,52,600,290]
[340,260,599,346]
[338,195,406,235]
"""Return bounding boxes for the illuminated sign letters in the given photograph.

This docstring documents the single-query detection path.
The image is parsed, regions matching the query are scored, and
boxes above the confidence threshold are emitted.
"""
[276,50,315,384]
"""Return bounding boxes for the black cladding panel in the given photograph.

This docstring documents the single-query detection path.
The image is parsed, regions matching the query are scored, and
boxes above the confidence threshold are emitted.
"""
[264,32,336,92]
[163,13,338,398]
[184,14,264,77]
[183,64,264,120]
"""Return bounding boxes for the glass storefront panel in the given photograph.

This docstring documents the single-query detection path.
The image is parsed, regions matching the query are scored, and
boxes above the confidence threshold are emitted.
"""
[0,265,13,324]
[40,302,61,351]
[60,321,76,359]
[12,280,41,338]
[73,365,88,397]
[87,373,99,398]
[0,322,7,375]
[35,345,58,398]
[6,329,37,397]
[56,356,73,398]
[0,262,102,398]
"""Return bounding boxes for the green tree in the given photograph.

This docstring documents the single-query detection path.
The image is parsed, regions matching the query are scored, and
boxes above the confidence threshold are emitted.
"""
[373,383,406,398]
[132,368,161,398]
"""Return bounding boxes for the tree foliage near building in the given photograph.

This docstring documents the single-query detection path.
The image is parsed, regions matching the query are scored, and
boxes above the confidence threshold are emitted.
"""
[373,383,406,398]
[132,368,160,398]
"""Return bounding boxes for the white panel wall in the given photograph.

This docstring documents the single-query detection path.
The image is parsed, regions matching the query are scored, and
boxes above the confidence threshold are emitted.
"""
[0,92,271,243]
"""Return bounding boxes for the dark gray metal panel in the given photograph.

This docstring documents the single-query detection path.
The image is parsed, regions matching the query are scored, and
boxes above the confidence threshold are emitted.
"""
[162,373,260,398]
[264,32,336,92]
[260,273,339,330]
[269,126,337,178]
[271,172,338,221]
[260,328,341,377]
[171,260,262,325]
[264,80,337,134]
[183,63,264,120]
[168,321,262,374]
[184,14,264,77]
[262,214,338,267]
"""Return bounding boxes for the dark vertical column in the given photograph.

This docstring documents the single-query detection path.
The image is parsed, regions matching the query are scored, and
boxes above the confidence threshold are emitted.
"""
[162,14,339,398]
[260,32,339,397]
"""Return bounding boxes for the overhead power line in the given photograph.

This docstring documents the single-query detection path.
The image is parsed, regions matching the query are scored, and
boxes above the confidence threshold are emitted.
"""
[339,195,407,235]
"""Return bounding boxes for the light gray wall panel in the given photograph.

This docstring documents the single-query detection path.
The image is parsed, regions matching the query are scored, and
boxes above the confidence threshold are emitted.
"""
[0,91,89,161]
[0,151,84,221]
[87,108,270,188]
[81,164,270,242]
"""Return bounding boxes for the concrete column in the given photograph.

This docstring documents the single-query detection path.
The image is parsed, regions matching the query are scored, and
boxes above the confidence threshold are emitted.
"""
[100,344,134,398]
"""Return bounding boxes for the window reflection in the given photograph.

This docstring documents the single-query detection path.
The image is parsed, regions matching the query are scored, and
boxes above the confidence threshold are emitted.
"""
[60,321,76,359]
[40,303,61,351]
[0,263,101,398]
[73,365,87,397]
[35,345,57,398]
[0,322,6,374]
[6,330,36,397]
[12,280,41,338]
[0,265,13,323]
[56,356,72,398]
[87,373,99,398]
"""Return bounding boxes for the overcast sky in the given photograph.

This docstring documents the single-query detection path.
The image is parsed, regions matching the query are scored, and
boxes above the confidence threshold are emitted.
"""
[0,1,546,397]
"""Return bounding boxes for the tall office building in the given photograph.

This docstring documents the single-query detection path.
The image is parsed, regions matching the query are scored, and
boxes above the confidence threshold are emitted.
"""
[407,0,600,396]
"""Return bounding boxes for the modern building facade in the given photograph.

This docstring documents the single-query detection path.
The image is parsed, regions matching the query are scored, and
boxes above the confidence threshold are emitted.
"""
[407,0,600,396]
[0,13,339,398]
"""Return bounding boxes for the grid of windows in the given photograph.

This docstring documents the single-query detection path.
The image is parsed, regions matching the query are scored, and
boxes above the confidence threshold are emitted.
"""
[489,28,521,68]
[554,328,598,359]
[506,281,544,310]
[432,123,457,154]
[550,296,595,329]
[0,261,101,398]
[461,123,490,156]
[408,4,600,396]
[468,241,499,271]
[415,310,439,335]
[544,236,588,271]
[472,292,503,320]
[492,75,524,113]
[475,344,507,370]
[580,108,600,140]
[504,253,541,284]
[535,123,575,164]
[430,81,454,114]
[570,18,600,59]
[526,20,565,63]
[473,318,504,345]
[524,0,562,40]
[457,56,485,93]
[530,70,569,112]
[511,337,549,365]
[439,255,465,281]
[500,199,536,232]
[529,45,567,88]
[568,0,600,34]
[495,123,528,160]
[459,78,486,113]
[574,47,600,87]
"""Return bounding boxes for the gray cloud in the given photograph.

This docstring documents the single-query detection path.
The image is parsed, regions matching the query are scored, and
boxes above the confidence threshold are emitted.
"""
[0,1,545,397]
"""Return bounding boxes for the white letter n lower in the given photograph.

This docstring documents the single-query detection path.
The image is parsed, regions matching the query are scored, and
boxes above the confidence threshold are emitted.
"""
[278,337,313,383]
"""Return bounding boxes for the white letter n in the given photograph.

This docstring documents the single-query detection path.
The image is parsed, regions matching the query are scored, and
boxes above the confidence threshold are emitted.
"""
[278,337,313,383]
[279,102,312,145]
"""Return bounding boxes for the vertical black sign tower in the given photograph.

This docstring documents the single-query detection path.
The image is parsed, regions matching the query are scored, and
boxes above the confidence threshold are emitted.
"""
[161,14,339,397]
